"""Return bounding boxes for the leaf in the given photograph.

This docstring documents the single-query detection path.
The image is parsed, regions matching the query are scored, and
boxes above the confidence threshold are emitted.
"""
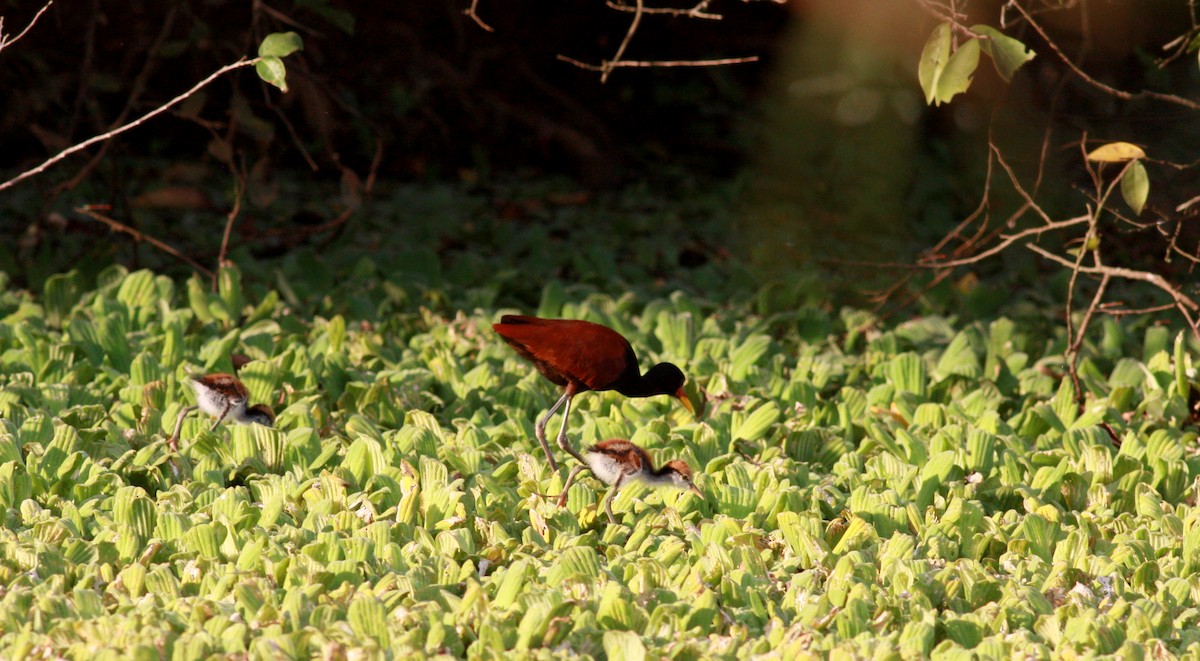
[918,23,952,105]
[42,271,80,328]
[1175,331,1191,401]
[256,57,289,92]
[258,32,304,58]
[603,630,647,661]
[218,262,244,319]
[1087,142,1146,163]
[918,23,981,106]
[887,353,928,398]
[730,334,771,381]
[935,38,981,105]
[732,401,780,441]
[1120,160,1149,216]
[348,594,390,647]
[973,25,1036,81]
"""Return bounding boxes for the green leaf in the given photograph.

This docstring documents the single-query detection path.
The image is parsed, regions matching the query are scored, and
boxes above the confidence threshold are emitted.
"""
[42,271,80,328]
[935,38,981,105]
[887,353,928,398]
[918,23,981,106]
[603,630,647,661]
[348,594,390,647]
[256,57,289,92]
[258,32,304,58]
[730,334,771,381]
[1120,160,1149,216]
[218,262,244,319]
[918,23,952,105]
[1175,331,1190,401]
[972,25,1035,81]
[733,401,780,441]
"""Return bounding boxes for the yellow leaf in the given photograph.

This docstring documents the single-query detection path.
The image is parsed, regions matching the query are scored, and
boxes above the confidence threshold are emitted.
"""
[1086,142,1146,163]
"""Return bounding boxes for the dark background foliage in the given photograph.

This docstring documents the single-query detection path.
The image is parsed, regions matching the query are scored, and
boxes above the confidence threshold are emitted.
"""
[1,0,1197,320]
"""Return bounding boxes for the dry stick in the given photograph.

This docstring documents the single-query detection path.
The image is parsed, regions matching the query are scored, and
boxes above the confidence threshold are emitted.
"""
[76,206,215,278]
[1100,303,1178,316]
[604,0,646,83]
[927,146,995,258]
[1061,156,1133,401]
[920,216,1090,269]
[1025,244,1200,312]
[0,0,53,51]
[605,0,721,19]
[0,58,261,193]
[1025,244,1200,342]
[557,0,758,81]
[463,0,495,32]
[215,163,247,286]
[1011,2,1200,111]
[559,54,760,73]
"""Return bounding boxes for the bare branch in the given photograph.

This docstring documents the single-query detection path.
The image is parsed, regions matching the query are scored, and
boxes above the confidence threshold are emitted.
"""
[76,206,215,278]
[558,0,759,81]
[1011,2,1200,111]
[0,1,53,52]
[1025,243,1199,312]
[919,216,1090,268]
[0,58,261,193]
[606,0,721,20]
[559,54,760,73]
[463,0,495,32]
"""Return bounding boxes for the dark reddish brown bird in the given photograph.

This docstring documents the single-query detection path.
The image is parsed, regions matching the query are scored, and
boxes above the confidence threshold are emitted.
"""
[493,315,695,471]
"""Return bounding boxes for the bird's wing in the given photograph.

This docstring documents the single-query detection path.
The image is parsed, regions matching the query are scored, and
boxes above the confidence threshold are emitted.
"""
[494,317,633,390]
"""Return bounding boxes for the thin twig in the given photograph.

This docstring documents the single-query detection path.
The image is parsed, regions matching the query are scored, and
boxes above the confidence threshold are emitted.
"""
[1098,302,1178,316]
[76,205,215,278]
[605,0,645,83]
[216,161,247,282]
[558,54,761,72]
[463,0,495,32]
[1025,243,1199,312]
[606,0,721,19]
[1011,2,1200,111]
[0,58,261,192]
[0,1,53,52]
[919,216,1090,268]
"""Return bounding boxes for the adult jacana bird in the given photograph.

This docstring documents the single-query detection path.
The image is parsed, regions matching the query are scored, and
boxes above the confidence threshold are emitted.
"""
[493,314,695,471]
[554,439,703,524]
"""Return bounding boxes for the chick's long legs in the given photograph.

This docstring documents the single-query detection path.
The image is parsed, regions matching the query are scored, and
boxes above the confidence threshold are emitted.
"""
[555,464,589,507]
[604,474,626,524]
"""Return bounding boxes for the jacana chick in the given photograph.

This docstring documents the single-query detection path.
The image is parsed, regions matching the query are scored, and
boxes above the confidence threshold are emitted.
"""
[556,439,703,524]
[493,315,695,471]
[188,372,275,429]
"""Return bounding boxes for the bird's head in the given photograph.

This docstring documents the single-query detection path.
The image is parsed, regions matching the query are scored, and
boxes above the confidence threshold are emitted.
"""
[662,459,703,497]
[644,362,697,416]
[241,404,276,427]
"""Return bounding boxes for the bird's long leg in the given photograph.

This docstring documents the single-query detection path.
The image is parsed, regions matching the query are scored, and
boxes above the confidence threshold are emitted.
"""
[536,392,571,471]
[167,405,198,452]
[603,475,626,524]
[210,401,233,432]
[556,465,588,507]
[555,395,585,465]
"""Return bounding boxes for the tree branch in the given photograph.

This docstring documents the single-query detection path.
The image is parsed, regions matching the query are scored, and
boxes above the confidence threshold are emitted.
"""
[0,58,261,193]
